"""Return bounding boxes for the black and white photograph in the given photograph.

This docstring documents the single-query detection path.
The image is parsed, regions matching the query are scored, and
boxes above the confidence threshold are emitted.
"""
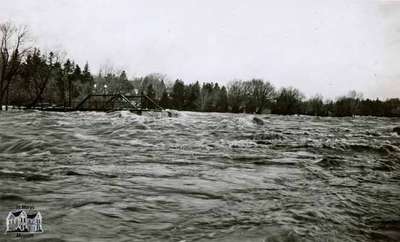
[0,0,399,241]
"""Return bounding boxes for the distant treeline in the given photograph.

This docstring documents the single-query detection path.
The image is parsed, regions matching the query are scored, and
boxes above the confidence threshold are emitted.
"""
[1,22,399,117]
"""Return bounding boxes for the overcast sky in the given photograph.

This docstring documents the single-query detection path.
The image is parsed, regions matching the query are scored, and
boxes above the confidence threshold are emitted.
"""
[1,0,399,99]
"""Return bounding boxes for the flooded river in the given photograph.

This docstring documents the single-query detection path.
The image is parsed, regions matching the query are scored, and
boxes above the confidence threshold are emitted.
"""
[0,111,399,241]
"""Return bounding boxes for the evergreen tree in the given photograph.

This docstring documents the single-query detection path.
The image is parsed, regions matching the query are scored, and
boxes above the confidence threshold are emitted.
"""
[63,59,74,107]
[70,64,82,101]
[81,62,94,95]
[184,81,201,111]
[171,79,185,110]
[216,86,228,112]
[117,70,133,94]
[159,90,170,109]
[53,61,66,106]
[200,82,214,112]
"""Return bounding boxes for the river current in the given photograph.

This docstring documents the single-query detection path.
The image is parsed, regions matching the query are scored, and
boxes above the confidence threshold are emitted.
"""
[0,111,399,242]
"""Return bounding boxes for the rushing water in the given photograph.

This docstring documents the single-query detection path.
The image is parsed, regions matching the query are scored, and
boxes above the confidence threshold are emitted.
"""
[0,110,399,242]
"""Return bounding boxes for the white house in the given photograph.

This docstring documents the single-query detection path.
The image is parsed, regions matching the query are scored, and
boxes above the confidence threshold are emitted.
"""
[6,210,27,232]
[26,212,43,232]
[6,209,43,233]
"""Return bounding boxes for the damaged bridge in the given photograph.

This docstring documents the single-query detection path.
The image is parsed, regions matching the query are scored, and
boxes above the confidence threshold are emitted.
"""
[41,93,164,114]
[75,94,163,114]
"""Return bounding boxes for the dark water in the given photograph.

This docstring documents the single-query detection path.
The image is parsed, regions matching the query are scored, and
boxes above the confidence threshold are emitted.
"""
[0,111,400,242]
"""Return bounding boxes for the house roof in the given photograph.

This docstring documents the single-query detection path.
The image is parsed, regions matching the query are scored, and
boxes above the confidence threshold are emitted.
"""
[27,213,38,219]
[11,210,23,217]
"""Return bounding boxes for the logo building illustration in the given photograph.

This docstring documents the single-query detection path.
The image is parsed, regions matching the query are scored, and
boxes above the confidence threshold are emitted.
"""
[6,209,43,233]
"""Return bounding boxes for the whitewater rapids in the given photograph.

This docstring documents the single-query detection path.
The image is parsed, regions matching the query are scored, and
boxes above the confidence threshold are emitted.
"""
[0,111,399,241]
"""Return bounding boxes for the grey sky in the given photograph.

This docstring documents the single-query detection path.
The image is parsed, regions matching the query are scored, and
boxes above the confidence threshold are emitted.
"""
[1,0,398,99]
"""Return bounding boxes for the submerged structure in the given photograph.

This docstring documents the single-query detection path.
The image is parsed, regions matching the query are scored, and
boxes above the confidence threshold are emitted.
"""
[40,93,164,114]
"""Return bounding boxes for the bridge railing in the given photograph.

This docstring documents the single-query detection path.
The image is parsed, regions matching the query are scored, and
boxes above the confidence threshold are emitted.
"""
[75,94,163,112]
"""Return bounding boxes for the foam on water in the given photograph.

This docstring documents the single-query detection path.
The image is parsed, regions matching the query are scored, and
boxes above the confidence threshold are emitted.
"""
[0,111,399,241]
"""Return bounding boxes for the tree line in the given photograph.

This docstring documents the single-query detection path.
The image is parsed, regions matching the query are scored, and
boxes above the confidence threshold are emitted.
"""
[135,78,400,117]
[1,22,399,117]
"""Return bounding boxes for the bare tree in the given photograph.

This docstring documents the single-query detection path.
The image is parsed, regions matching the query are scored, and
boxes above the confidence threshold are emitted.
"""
[228,80,245,113]
[227,79,275,113]
[0,22,31,110]
[245,79,275,113]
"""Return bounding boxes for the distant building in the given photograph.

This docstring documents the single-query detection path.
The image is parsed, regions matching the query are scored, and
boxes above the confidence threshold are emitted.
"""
[6,209,43,233]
